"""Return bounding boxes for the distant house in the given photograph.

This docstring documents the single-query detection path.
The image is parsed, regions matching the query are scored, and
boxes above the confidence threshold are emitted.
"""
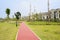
[41,12,49,20]
[50,9,60,20]
[23,8,60,21]
[39,8,60,20]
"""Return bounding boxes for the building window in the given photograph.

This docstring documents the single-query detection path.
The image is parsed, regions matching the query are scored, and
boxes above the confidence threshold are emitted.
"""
[54,11,57,19]
[47,16,48,19]
[59,11,60,18]
[59,14,60,18]
[59,11,60,13]
[54,11,57,13]
[43,17,45,19]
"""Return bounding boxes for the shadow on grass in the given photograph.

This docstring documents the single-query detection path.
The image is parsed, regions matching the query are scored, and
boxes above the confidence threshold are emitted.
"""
[54,31,60,34]
[44,30,49,32]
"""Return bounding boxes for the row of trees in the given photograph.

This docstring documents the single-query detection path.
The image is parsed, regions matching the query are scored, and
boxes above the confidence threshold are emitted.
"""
[24,12,60,22]
[6,8,21,27]
[5,8,60,22]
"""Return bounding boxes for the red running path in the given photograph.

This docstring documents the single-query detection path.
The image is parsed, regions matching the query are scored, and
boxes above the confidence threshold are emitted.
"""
[17,22,40,40]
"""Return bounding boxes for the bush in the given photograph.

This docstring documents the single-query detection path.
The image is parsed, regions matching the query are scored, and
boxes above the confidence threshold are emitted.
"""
[54,18,60,22]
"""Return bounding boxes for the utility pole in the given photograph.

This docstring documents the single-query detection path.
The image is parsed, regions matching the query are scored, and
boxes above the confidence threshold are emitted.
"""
[48,0,49,12]
[29,3,31,21]
[32,6,36,21]
[48,0,50,21]
[34,6,36,14]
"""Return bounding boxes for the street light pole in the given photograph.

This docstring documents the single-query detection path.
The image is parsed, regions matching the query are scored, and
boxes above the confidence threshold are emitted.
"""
[29,3,31,21]
[48,0,50,21]
[48,0,49,12]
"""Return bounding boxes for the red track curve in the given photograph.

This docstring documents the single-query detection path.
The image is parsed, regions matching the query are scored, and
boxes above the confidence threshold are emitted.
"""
[17,22,40,40]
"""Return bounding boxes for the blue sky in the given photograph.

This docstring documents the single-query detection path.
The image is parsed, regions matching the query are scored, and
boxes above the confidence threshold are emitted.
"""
[0,0,60,18]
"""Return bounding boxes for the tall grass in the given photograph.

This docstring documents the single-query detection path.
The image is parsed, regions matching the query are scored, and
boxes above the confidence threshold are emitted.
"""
[26,21,60,40]
[0,22,18,40]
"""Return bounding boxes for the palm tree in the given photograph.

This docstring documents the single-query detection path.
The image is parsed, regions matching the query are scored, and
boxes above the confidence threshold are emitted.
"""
[15,12,21,27]
[6,8,10,19]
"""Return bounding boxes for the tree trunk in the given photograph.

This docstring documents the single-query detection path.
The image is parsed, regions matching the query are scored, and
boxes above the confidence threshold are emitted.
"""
[16,20,17,27]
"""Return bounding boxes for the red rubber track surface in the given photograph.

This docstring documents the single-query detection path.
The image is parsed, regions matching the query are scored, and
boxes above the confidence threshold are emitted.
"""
[17,22,40,40]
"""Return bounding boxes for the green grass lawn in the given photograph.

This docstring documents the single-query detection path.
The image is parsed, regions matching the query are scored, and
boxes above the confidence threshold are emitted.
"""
[0,22,18,40]
[26,21,60,40]
[27,21,60,25]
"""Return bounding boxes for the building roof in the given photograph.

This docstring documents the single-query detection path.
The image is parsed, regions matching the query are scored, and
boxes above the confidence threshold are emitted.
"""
[39,12,49,16]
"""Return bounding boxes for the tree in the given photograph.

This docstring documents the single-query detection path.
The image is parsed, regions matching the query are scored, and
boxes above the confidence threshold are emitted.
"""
[15,12,21,27]
[6,8,10,19]
[34,13,38,21]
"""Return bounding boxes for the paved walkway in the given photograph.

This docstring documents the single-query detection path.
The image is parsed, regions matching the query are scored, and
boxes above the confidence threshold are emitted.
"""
[17,22,40,40]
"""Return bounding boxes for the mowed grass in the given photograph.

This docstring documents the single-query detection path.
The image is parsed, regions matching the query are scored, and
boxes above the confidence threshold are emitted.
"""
[0,22,18,40]
[26,21,60,40]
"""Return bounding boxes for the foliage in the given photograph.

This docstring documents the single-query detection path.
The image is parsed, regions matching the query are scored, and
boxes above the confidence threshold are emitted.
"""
[27,21,60,25]
[0,22,18,40]
[26,21,60,40]
[6,8,10,19]
[54,18,60,22]
[15,12,21,27]
[15,12,21,20]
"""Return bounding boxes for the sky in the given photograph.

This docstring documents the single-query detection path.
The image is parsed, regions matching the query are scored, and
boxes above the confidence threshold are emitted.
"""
[0,0,60,18]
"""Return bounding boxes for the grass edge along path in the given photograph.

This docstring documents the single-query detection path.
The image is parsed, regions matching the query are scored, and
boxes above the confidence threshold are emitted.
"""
[26,21,60,40]
[25,22,41,40]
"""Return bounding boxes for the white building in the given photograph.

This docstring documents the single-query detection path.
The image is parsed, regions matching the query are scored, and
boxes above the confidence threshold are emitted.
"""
[50,9,60,20]
[40,9,60,20]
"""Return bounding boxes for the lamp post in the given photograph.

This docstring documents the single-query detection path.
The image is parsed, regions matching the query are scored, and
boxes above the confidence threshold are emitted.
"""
[48,0,51,21]
[29,3,31,21]
[48,0,49,12]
